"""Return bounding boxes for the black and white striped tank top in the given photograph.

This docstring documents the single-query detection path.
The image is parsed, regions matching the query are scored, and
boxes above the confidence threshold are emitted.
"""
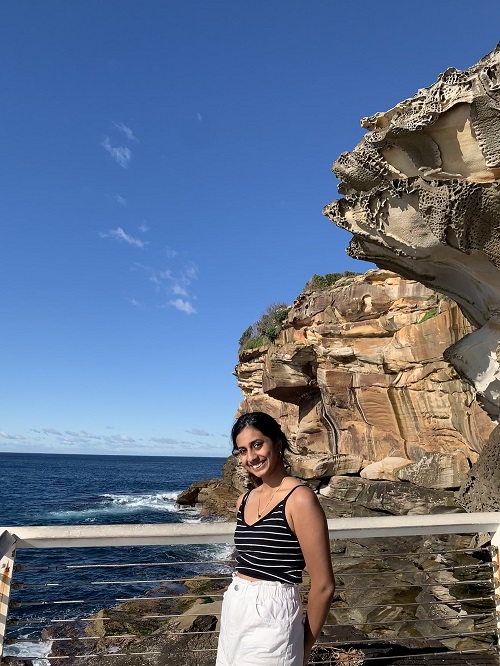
[234,485,306,584]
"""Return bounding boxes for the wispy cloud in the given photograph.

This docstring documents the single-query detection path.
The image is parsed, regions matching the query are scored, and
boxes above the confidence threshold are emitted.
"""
[115,194,127,206]
[187,428,211,436]
[103,434,137,444]
[184,264,198,281]
[65,430,101,440]
[170,298,196,315]
[134,260,198,315]
[112,121,139,142]
[197,112,203,122]
[150,436,198,448]
[0,423,228,456]
[0,430,26,441]
[128,298,141,307]
[150,436,181,446]
[165,247,177,259]
[102,137,131,168]
[172,283,188,296]
[138,223,149,233]
[100,227,148,248]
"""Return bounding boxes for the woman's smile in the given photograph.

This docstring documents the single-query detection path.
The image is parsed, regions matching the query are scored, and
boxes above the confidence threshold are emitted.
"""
[235,426,280,478]
[248,459,266,471]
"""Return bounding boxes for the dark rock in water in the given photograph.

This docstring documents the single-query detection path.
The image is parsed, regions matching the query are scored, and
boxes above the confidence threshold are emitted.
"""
[176,485,201,505]
[176,477,239,519]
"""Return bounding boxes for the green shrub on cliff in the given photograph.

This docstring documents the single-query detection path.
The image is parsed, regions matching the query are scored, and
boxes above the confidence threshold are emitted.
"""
[303,271,360,292]
[239,302,290,354]
[418,306,439,323]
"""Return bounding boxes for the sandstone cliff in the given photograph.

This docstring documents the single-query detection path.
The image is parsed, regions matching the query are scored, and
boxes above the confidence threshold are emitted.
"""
[233,271,494,496]
[322,46,500,510]
[322,46,500,423]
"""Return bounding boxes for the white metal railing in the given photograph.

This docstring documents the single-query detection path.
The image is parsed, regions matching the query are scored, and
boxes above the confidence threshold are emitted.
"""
[1,512,500,664]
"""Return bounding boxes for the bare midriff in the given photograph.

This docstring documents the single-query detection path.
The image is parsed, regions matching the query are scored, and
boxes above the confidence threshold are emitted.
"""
[234,571,262,582]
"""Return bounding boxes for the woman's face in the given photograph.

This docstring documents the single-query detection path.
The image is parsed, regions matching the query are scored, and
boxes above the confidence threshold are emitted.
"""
[235,425,281,478]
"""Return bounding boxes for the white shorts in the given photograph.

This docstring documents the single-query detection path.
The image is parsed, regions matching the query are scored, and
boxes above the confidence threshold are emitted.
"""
[216,576,304,666]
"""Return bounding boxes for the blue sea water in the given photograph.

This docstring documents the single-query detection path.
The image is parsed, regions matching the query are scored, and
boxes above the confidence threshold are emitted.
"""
[0,452,230,663]
[0,452,226,527]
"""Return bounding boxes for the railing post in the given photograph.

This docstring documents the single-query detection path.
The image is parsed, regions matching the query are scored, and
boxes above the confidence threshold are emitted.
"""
[0,530,16,658]
[490,525,500,657]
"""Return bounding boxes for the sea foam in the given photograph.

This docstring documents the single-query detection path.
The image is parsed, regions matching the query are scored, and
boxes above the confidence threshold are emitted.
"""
[2,639,52,665]
[47,491,199,522]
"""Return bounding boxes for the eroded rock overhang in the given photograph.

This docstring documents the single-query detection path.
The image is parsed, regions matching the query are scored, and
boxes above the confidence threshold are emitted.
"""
[323,45,500,420]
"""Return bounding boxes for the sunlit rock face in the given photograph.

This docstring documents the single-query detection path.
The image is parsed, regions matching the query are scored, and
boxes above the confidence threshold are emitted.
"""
[234,272,494,491]
[323,46,500,420]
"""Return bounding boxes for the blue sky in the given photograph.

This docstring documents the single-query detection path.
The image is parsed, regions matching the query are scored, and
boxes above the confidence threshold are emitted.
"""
[1,2,498,457]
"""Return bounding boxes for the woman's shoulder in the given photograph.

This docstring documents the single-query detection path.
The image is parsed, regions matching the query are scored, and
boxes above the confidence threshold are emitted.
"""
[235,490,251,512]
[286,480,320,506]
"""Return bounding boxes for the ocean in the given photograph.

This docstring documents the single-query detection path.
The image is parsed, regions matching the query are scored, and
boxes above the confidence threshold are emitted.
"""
[0,452,230,664]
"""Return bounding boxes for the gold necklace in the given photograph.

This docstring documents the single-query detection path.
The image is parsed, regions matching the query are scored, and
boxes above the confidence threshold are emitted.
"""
[257,477,286,518]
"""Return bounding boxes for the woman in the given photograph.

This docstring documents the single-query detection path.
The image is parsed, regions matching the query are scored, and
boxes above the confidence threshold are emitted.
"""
[216,412,335,666]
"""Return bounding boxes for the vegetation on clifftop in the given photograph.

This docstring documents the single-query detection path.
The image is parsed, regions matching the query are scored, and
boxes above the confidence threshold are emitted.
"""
[238,272,361,355]
[238,302,290,354]
[302,270,360,293]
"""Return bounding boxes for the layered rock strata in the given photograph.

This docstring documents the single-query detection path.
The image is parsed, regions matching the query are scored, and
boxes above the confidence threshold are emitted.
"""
[233,271,494,500]
[322,46,500,509]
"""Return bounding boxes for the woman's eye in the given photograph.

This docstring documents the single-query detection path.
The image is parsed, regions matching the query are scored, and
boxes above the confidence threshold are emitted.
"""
[252,441,263,449]
[238,448,246,455]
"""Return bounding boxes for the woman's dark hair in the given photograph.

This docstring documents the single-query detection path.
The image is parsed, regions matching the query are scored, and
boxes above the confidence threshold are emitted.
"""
[231,411,290,460]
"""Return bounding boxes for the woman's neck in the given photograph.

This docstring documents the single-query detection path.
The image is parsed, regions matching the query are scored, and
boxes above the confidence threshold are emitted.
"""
[260,466,288,489]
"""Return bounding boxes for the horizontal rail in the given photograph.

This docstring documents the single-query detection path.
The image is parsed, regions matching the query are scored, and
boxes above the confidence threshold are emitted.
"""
[3,511,500,548]
[2,514,500,665]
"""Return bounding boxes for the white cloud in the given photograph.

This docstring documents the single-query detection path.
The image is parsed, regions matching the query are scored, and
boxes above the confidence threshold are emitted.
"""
[65,430,101,440]
[103,433,137,445]
[150,436,198,448]
[0,430,25,440]
[100,227,148,248]
[115,194,127,206]
[184,264,198,281]
[42,427,63,436]
[187,428,211,436]
[102,136,131,168]
[138,223,149,233]
[172,283,188,296]
[197,112,203,122]
[170,298,196,314]
[150,436,181,446]
[112,121,139,142]
[128,298,141,307]
[133,260,198,314]
[106,435,136,442]
[165,247,177,258]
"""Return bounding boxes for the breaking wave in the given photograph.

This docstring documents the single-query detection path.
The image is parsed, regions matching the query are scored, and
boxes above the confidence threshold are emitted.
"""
[46,491,199,522]
[2,638,52,666]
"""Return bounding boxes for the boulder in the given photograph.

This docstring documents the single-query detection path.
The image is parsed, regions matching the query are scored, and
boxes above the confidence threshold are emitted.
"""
[360,457,412,481]
[318,476,456,515]
[398,452,469,490]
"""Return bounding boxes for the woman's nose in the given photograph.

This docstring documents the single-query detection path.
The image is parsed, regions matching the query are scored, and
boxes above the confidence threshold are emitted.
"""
[248,448,259,461]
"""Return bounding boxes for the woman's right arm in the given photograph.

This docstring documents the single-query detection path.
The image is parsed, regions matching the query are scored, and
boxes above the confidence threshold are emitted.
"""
[289,487,335,665]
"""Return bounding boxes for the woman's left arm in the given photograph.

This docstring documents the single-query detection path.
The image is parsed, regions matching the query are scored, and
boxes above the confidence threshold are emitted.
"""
[289,487,335,666]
